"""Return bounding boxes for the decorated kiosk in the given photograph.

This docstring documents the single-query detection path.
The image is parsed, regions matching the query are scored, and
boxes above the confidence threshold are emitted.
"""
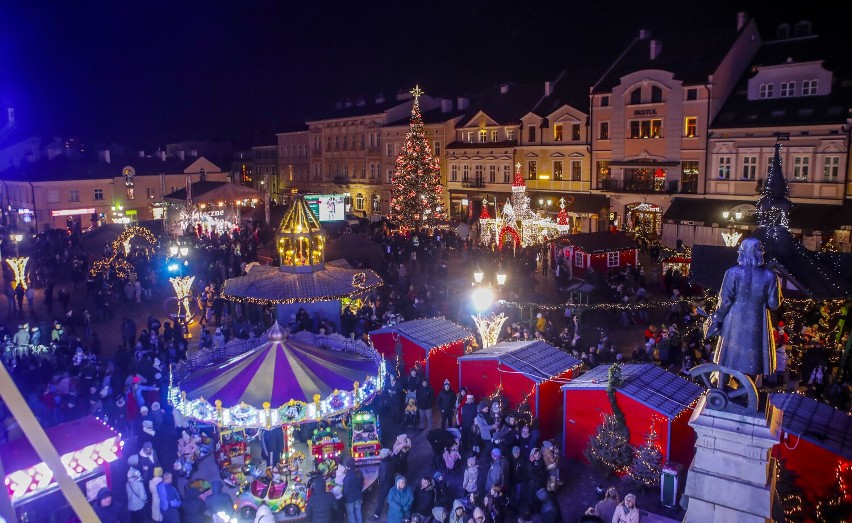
[169,322,385,520]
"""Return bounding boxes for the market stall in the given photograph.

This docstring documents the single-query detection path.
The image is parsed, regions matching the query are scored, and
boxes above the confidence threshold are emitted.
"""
[0,416,122,523]
[561,363,703,467]
[369,317,473,391]
[457,340,581,439]
[164,180,265,237]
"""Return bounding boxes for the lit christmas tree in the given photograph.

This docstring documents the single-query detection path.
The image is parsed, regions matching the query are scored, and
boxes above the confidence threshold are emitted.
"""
[629,422,663,488]
[388,85,446,231]
[585,363,633,474]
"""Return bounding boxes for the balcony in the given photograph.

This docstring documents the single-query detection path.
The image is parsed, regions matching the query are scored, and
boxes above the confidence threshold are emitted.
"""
[461,178,485,188]
[332,176,351,185]
[596,178,679,193]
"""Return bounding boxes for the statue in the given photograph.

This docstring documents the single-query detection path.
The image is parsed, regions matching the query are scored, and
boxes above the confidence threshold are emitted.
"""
[693,237,781,411]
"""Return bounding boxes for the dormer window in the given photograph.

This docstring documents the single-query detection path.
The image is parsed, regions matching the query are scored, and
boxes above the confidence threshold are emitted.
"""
[802,79,818,96]
[650,86,663,103]
[780,81,795,97]
[759,83,774,99]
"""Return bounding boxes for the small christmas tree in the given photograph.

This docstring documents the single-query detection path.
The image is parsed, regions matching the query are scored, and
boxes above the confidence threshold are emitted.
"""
[585,413,633,474]
[388,85,446,231]
[629,423,663,488]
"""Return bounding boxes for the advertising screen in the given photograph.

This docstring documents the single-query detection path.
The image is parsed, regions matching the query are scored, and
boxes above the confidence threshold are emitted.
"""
[304,194,346,222]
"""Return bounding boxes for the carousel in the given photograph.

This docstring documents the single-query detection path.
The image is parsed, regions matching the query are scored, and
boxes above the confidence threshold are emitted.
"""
[169,322,385,520]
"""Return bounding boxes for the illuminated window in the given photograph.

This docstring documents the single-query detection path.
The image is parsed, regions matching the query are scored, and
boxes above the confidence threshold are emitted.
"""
[793,156,810,181]
[527,161,537,180]
[802,79,818,96]
[596,161,610,181]
[553,161,563,181]
[355,193,364,210]
[630,119,662,139]
[780,81,795,97]
[94,188,104,201]
[742,156,757,180]
[607,251,620,267]
[491,130,498,142]
[823,156,839,181]
[684,117,697,138]
[479,129,487,143]
[506,129,515,141]
[571,160,582,181]
[718,156,731,179]
[759,83,774,99]
[554,124,563,142]
[599,121,609,140]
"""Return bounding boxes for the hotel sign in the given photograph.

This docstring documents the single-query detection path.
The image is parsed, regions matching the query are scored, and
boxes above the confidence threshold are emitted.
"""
[633,109,658,116]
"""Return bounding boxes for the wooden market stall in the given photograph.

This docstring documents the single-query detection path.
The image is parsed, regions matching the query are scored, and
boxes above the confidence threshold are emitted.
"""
[457,340,581,439]
[369,318,473,392]
[558,231,639,280]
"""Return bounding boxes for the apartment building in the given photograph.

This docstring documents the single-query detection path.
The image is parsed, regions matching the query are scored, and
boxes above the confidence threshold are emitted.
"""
[251,144,281,202]
[277,130,310,196]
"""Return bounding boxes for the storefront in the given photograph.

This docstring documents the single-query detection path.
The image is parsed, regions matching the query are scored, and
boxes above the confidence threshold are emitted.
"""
[626,202,663,236]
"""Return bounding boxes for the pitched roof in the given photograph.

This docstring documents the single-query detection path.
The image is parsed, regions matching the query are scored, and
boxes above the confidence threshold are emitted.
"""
[459,83,547,125]
[164,181,264,203]
[562,364,705,418]
[771,393,852,460]
[459,340,581,383]
[4,154,218,182]
[369,318,473,351]
[564,231,638,253]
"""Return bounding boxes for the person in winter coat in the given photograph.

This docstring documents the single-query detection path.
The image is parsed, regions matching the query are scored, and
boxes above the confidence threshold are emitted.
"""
[206,480,234,522]
[392,434,412,476]
[93,488,129,523]
[611,493,639,523]
[254,503,276,523]
[436,379,456,429]
[126,466,148,523]
[470,506,487,523]
[485,448,509,494]
[149,467,164,522]
[460,394,477,451]
[411,475,436,518]
[371,448,395,520]
[157,472,182,523]
[592,487,619,523]
[473,401,493,453]
[342,457,364,523]
[181,486,206,523]
[520,448,545,514]
[536,488,562,523]
[449,499,467,523]
[387,475,414,523]
[541,440,561,491]
[463,456,479,496]
[306,477,337,523]
[416,378,435,430]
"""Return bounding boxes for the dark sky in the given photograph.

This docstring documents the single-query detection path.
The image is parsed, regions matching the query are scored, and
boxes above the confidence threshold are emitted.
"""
[0,1,835,148]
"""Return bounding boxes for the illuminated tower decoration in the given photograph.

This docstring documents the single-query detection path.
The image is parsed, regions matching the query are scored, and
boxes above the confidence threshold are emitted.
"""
[756,142,792,228]
[556,197,571,234]
[510,162,535,221]
[277,195,325,272]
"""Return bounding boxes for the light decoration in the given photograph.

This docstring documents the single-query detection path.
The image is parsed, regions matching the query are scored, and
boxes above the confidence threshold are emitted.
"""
[276,195,325,269]
[479,163,564,249]
[5,257,29,290]
[4,419,122,502]
[814,461,852,521]
[471,313,508,349]
[170,276,195,324]
[388,85,446,231]
[89,225,156,278]
[721,230,742,247]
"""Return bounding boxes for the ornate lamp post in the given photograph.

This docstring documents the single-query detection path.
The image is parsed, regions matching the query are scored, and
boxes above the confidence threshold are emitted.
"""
[721,210,744,246]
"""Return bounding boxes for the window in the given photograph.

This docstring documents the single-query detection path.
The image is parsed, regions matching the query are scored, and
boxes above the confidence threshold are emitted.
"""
[503,164,511,183]
[793,156,810,181]
[650,86,662,103]
[599,121,609,140]
[527,126,536,142]
[47,190,59,203]
[335,136,340,150]
[466,131,474,143]
[433,141,441,156]
[360,134,365,150]
[147,187,156,199]
[491,130,498,142]
[372,194,380,212]
[342,134,348,150]
[630,119,662,139]
[462,164,470,181]
[596,161,610,181]
[600,96,609,107]
[386,169,393,184]
[355,193,364,210]
[802,79,818,96]
[780,81,795,97]
[572,124,581,141]
[759,83,774,99]
[506,129,515,141]
[474,164,484,183]
[553,161,563,181]
[571,160,582,181]
[742,156,757,180]
[489,165,496,183]
[386,143,394,157]
[607,251,620,267]
[343,164,349,177]
[684,117,697,138]
[479,129,487,143]
[718,156,731,179]
[451,164,458,182]
[630,88,642,104]
[69,189,80,202]
[686,88,698,101]
[527,161,537,180]
[681,161,699,193]
[554,124,563,142]
[326,136,332,151]
[94,188,104,201]
[575,253,584,267]
[360,166,366,179]
[823,156,840,181]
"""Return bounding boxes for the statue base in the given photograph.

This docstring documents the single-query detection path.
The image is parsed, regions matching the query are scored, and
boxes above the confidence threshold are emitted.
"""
[683,396,782,523]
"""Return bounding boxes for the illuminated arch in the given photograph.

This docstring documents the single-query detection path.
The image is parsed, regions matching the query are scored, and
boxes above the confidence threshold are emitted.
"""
[497,225,521,250]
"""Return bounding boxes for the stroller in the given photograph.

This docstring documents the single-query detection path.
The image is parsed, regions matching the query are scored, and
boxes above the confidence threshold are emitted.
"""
[404,398,418,428]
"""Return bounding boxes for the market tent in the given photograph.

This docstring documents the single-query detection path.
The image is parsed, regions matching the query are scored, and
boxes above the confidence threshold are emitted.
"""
[179,322,379,406]
[164,181,264,204]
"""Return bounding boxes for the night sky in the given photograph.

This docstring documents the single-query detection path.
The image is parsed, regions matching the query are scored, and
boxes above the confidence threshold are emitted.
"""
[0,1,835,148]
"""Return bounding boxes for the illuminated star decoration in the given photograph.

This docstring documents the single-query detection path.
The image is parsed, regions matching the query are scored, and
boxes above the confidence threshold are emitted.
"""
[410,84,424,101]
[170,276,195,322]
[6,257,29,290]
[721,231,742,247]
[471,312,508,349]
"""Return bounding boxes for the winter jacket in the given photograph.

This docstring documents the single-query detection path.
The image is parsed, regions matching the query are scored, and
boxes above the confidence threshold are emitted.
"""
[416,384,435,409]
[126,469,148,511]
[305,488,337,523]
[437,388,455,413]
[542,444,559,471]
[157,481,181,514]
[376,455,395,489]
[485,456,509,492]
[254,504,276,523]
[181,487,206,523]
[386,477,414,523]
[611,504,640,523]
[449,499,467,523]
[474,413,493,441]
[411,484,435,516]
[94,500,129,523]
[463,459,478,494]
[342,467,364,503]
[149,477,163,522]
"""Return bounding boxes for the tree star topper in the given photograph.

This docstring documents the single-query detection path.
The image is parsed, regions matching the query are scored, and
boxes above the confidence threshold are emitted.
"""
[410,84,424,101]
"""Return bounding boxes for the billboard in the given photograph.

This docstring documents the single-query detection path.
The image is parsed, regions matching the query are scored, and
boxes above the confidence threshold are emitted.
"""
[304,194,346,222]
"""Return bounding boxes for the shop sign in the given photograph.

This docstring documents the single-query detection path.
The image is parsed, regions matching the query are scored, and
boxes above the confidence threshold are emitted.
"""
[51,208,96,217]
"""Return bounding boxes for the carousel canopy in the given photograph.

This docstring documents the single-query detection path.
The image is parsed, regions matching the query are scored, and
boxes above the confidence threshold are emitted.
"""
[178,323,380,407]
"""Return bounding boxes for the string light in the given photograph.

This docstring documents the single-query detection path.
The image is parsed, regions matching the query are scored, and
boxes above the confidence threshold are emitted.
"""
[90,225,156,278]
[5,257,29,290]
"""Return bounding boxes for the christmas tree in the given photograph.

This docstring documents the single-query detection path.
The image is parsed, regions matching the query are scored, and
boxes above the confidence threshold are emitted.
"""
[388,85,446,231]
[585,413,633,474]
[629,423,663,488]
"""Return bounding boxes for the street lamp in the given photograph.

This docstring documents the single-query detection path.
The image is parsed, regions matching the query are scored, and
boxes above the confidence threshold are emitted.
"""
[169,244,179,256]
[470,275,507,350]
[170,275,195,339]
[721,210,744,247]
[473,264,484,285]
[496,270,507,287]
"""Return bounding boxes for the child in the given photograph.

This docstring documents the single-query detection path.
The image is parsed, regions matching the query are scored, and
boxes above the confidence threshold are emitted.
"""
[405,397,418,428]
[463,457,478,497]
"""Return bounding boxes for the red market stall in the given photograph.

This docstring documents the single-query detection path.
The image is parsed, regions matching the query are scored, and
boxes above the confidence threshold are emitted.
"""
[559,231,638,280]
[561,364,703,467]
[0,416,123,522]
[369,318,473,392]
[770,393,852,505]
[457,340,582,439]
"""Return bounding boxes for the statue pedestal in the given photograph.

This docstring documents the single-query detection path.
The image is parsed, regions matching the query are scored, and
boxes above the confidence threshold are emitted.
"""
[683,396,782,523]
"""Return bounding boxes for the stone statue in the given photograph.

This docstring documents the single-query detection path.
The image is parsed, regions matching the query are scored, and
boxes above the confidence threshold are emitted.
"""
[707,237,781,380]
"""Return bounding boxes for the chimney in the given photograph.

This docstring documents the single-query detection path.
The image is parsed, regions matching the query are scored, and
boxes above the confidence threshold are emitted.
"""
[737,11,747,31]
[375,93,386,105]
[457,96,470,111]
[500,83,510,94]
[650,39,662,60]
[138,150,145,158]
[544,81,553,96]
[159,150,167,161]
[638,29,651,40]
[178,150,185,161]
[190,149,198,158]
[441,98,453,113]
[6,108,14,124]
[100,150,111,164]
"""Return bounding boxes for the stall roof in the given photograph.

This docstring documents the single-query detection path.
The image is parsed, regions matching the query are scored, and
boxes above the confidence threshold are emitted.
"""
[0,416,120,473]
[562,364,704,418]
[164,181,264,204]
[663,197,852,231]
[562,231,638,253]
[459,340,581,383]
[369,318,473,351]
[771,393,852,461]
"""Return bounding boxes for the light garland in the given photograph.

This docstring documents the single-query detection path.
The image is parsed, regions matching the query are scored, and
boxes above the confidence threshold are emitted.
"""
[471,312,507,349]
[5,256,29,290]
[90,225,156,278]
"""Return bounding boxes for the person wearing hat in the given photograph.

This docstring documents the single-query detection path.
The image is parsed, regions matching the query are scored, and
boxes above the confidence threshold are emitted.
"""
[411,474,435,518]
[94,487,127,523]
[342,456,364,523]
[138,441,160,482]
[386,475,413,523]
[127,463,148,523]
[437,378,456,429]
[460,393,477,452]
[149,467,164,522]
[612,493,640,523]
[305,476,337,523]
[370,448,394,520]
[485,447,508,494]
